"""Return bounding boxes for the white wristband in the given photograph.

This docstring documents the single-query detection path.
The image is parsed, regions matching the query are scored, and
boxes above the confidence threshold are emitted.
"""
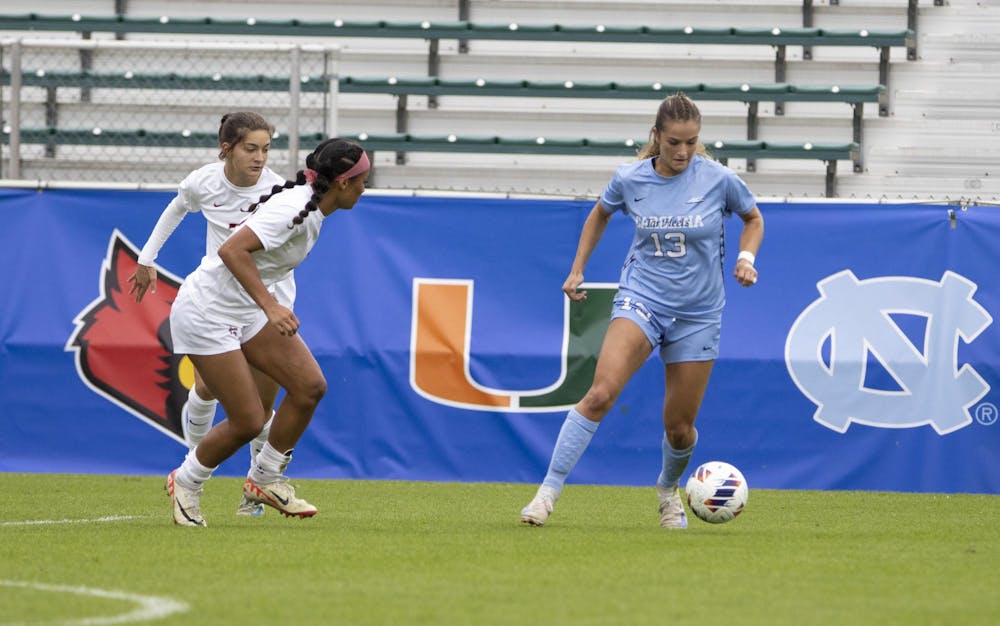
[737,250,756,266]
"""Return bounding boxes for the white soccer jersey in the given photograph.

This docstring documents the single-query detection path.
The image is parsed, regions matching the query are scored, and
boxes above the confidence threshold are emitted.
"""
[177,185,323,325]
[137,162,297,306]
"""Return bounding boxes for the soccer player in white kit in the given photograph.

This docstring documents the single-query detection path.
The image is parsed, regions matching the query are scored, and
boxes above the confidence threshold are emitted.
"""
[164,138,370,526]
[128,112,290,517]
[520,93,764,528]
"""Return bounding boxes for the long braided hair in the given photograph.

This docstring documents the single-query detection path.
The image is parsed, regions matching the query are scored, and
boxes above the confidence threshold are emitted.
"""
[243,138,367,227]
[637,92,710,160]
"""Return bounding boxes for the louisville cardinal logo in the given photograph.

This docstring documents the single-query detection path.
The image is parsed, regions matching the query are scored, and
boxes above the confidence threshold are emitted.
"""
[66,230,188,443]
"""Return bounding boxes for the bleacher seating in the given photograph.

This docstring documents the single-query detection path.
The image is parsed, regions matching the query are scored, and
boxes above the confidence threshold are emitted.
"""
[8,125,857,197]
[0,43,869,196]
[0,1,996,202]
[349,132,858,197]
[0,12,911,114]
[0,67,881,175]
[339,76,881,172]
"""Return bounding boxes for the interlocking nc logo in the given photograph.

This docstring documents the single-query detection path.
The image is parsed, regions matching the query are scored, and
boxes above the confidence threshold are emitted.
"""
[785,270,993,434]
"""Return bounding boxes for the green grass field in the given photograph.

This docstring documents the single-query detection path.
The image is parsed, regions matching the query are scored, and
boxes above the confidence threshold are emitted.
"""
[1,473,997,626]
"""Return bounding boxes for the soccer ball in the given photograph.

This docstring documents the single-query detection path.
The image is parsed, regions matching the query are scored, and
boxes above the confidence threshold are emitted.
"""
[684,461,749,524]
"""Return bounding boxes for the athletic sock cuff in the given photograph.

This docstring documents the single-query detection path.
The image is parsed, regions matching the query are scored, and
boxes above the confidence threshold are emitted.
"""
[568,408,599,433]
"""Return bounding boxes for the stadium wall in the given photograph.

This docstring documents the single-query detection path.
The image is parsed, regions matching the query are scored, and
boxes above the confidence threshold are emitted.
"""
[0,187,997,494]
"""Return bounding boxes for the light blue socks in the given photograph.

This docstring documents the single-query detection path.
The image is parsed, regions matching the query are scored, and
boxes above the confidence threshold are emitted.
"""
[541,409,600,493]
[656,429,698,490]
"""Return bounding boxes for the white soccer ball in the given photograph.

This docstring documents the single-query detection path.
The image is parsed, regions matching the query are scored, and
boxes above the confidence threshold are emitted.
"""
[685,461,749,524]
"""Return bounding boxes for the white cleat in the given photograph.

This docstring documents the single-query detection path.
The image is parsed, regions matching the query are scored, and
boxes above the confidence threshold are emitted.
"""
[520,485,559,526]
[166,469,206,527]
[242,477,317,518]
[236,494,265,517]
[657,485,688,529]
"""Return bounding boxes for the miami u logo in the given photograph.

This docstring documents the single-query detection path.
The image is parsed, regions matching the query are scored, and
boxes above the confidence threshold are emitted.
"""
[410,278,616,412]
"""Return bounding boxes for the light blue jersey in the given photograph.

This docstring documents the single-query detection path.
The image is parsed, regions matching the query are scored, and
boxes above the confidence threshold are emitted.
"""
[600,155,756,318]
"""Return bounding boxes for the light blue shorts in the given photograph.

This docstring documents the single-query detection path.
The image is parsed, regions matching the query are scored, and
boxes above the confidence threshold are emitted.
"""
[611,292,721,364]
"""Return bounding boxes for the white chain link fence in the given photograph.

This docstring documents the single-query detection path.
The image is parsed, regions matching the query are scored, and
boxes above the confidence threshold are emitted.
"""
[1,38,340,184]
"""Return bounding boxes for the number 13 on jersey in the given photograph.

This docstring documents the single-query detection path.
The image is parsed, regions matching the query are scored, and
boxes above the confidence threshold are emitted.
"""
[650,232,686,257]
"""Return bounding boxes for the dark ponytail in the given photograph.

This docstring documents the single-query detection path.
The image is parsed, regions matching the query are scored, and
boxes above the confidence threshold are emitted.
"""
[288,139,366,228]
[242,138,366,226]
[244,171,307,214]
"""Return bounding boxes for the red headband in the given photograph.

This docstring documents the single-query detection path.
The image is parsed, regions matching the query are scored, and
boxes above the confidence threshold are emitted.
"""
[334,151,371,182]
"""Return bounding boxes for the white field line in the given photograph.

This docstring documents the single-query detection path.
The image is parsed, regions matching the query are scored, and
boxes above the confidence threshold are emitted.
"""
[0,579,189,625]
[0,515,154,527]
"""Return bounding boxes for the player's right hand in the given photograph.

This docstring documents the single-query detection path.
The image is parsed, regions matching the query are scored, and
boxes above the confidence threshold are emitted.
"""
[127,265,157,302]
[562,272,587,301]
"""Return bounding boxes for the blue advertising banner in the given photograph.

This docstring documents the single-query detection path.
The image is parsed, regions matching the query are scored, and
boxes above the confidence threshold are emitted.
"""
[0,187,996,493]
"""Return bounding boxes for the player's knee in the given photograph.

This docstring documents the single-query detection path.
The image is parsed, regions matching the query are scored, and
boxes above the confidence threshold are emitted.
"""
[580,385,618,416]
[193,381,215,401]
[231,414,267,443]
[291,374,327,408]
[309,377,328,405]
[664,421,696,448]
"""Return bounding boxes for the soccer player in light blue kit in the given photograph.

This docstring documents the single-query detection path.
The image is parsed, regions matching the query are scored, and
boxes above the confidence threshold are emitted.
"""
[521,93,764,528]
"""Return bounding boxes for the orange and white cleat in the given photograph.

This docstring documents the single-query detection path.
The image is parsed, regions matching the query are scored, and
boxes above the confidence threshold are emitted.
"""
[242,476,317,518]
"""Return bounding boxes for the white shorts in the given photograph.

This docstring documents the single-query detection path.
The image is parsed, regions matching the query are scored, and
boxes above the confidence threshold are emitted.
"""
[169,288,269,356]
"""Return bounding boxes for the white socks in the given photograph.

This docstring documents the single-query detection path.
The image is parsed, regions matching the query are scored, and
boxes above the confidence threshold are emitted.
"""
[250,412,275,462]
[183,386,217,448]
[177,410,275,491]
[184,384,272,464]
[249,441,292,485]
[175,448,216,490]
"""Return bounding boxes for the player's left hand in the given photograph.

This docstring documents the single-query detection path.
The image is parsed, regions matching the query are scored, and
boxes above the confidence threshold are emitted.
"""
[734,259,758,287]
[264,303,300,336]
